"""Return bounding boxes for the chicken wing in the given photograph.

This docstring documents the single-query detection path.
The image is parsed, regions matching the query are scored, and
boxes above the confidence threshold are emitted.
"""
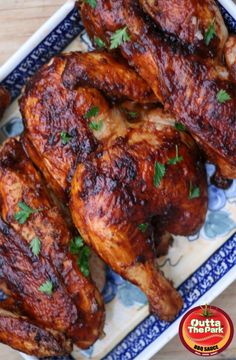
[0,137,104,349]
[139,0,228,57]
[79,0,236,183]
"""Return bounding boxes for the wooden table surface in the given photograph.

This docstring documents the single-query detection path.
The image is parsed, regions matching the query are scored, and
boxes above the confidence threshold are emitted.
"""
[0,1,235,359]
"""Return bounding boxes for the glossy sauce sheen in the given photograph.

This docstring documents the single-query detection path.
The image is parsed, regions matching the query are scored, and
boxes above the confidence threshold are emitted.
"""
[79,0,236,180]
[0,138,104,352]
[20,51,156,201]
[20,47,208,321]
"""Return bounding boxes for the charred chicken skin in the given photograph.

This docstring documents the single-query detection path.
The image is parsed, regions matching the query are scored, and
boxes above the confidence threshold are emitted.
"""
[139,0,228,57]
[0,137,104,356]
[20,51,208,321]
[79,0,236,182]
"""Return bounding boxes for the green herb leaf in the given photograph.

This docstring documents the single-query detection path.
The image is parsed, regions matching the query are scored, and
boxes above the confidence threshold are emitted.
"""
[89,120,103,131]
[60,131,72,145]
[153,162,166,189]
[39,280,53,296]
[70,236,84,255]
[78,246,90,277]
[30,237,41,257]
[94,37,106,48]
[138,223,148,233]
[124,109,138,119]
[189,182,201,200]
[85,106,100,119]
[204,19,216,46]
[83,0,97,8]
[168,145,184,165]
[70,236,90,277]
[14,202,41,225]
[175,122,186,132]
[110,27,130,49]
[217,89,231,104]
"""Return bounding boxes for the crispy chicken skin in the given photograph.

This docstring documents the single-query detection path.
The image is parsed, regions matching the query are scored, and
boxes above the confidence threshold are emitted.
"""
[70,111,208,320]
[20,51,208,320]
[139,0,228,57]
[0,309,72,357]
[79,0,236,182]
[225,35,236,81]
[0,86,10,118]
[20,51,155,201]
[0,138,104,351]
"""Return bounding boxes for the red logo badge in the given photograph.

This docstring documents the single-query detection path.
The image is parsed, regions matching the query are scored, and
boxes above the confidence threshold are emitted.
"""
[179,305,234,356]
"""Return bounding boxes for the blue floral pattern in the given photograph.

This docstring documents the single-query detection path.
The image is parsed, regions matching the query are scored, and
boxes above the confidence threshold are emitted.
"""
[102,267,147,307]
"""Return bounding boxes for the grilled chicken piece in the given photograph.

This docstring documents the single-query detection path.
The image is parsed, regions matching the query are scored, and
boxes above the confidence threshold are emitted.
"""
[139,0,228,57]
[0,86,10,118]
[20,52,208,320]
[20,51,156,200]
[225,35,236,81]
[70,110,208,320]
[79,0,236,183]
[0,309,72,357]
[0,137,104,350]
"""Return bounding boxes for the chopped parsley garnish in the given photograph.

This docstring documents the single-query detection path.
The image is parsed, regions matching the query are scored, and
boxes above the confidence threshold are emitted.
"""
[85,106,100,119]
[138,223,148,233]
[70,236,90,277]
[83,0,97,8]
[175,122,186,132]
[204,19,216,46]
[29,237,41,257]
[14,202,42,224]
[60,131,72,145]
[127,111,138,119]
[217,89,231,104]
[94,37,106,48]
[153,162,166,189]
[89,120,103,131]
[78,246,90,277]
[110,27,130,49]
[39,280,53,296]
[70,236,84,255]
[189,182,201,200]
[168,145,183,165]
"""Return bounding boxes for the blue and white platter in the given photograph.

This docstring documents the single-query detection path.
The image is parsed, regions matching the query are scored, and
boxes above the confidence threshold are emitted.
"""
[0,1,235,359]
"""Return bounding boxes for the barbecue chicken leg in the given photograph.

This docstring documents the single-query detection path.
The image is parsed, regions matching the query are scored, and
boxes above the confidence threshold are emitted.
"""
[20,51,208,321]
